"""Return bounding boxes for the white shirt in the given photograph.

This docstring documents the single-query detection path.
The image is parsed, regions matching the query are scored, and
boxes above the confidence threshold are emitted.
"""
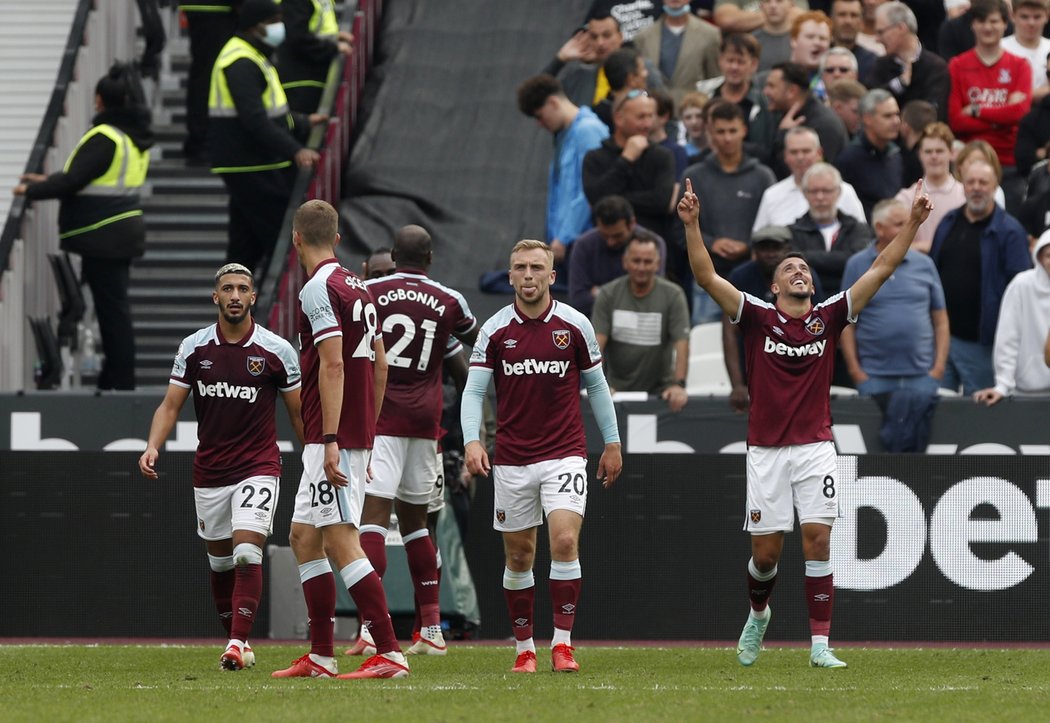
[751,175,867,232]
[1001,35,1050,93]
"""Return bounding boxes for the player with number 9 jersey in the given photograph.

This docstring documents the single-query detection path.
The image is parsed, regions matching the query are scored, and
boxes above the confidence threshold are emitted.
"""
[298,259,380,449]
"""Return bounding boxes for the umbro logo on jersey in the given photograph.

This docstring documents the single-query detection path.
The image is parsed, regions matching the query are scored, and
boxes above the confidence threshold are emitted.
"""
[247,356,266,376]
[196,380,260,402]
[552,329,571,349]
[772,326,784,337]
[504,339,518,348]
[199,360,213,369]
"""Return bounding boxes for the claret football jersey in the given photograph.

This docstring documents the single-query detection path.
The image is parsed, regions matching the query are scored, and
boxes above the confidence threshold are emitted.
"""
[366,269,476,439]
[170,319,301,487]
[470,299,602,466]
[734,291,854,447]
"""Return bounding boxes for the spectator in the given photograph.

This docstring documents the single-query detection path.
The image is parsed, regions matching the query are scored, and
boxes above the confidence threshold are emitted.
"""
[633,0,722,106]
[763,61,849,177]
[517,74,610,264]
[974,230,1050,404]
[1015,54,1050,177]
[753,126,866,229]
[819,47,860,91]
[586,0,661,41]
[568,195,668,316]
[788,162,874,292]
[13,63,153,391]
[835,88,902,221]
[681,101,777,322]
[788,10,835,92]
[947,0,1032,213]
[583,90,678,245]
[650,89,691,178]
[827,78,866,137]
[840,198,949,396]
[723,225,827,411]
[898,99,938,187]
[593,47,651,131]
[206,0,324,275]
[679,91,712,160]
[695,33,774,160]
[275,0,355,113]
[543,14,663,109]
[180,1,239,164]
[830,0,878,80]
[896,122,966,252]
[716,0,807,34]
[857,0,887,55]
[1019,172,1050,241]
[931,159,1032,394]
[592,235,692,412]
[753,0,796,72]
[956,139,1008,207]
[865,2,950,119]
[1001,0,1050,102]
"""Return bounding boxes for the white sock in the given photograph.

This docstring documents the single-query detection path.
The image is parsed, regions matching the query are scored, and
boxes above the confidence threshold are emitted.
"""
[515,637,536,655]
[228,638,245,651]
[812,635,829,649]
[422,624,442,640]
[551,628,571,647]
[308,653,335,670]
[749,607,770,621]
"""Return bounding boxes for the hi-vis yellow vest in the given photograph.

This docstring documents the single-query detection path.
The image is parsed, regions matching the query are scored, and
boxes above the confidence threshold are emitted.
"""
[277,0,338,36]
[60,124,149,240]
[209,36,293,173]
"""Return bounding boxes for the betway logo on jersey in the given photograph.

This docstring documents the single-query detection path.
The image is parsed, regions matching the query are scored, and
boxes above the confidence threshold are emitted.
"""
[502,359,571,377]
[763,336,827,358]
[196,381,259,403]
[374,287,446,314]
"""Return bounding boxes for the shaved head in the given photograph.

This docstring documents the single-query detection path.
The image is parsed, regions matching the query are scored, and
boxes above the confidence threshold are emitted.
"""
[392,224,432,269]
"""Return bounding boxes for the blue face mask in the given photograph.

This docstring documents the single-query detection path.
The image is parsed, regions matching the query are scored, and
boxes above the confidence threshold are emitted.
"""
[662,3,691,17]
[263,21,286,47]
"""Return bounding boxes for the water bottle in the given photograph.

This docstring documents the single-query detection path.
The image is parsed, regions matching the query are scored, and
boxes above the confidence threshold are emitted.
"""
[81,328,99,375]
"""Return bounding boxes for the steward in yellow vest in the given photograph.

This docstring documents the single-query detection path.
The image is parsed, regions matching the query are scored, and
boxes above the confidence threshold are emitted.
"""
[207,0,322,274]
[275,0,354,113]
[14,63,154,390]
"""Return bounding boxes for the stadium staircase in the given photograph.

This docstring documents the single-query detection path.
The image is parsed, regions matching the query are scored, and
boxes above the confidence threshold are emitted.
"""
[131,42,229,388]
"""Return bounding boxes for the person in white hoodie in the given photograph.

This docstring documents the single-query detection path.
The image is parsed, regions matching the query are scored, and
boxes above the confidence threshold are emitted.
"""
[974,229,1050,405]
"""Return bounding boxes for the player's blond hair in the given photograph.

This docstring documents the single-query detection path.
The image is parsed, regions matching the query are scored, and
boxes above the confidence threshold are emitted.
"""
[509,239,554,267]
[293,199,339,247]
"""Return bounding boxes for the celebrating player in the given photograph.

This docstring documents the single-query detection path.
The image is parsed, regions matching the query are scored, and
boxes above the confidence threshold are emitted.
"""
[350,224,477,657]
[461,239,622,674]
[679,178,932,668]
[272,199,409,680]
[139,263,304,671]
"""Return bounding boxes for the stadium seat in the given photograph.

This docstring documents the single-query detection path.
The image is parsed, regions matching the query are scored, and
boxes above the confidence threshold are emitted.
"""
[686,322,730,394]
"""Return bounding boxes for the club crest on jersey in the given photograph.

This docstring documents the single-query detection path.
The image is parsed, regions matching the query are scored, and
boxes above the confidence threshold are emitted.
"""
[496,509,507,524]
[998,68,1011,84]
[750,509,761,524]
[552,330,571,349]
[247,356,266,376]
[805,317,825,336]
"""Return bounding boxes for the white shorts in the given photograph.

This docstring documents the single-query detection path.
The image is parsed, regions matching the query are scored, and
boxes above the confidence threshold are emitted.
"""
[193,475,279,541]
[744,441,839,533]
[369,435,441,506]
[492,456,588,533]
[428,450,445,514]
[292,445,368,528]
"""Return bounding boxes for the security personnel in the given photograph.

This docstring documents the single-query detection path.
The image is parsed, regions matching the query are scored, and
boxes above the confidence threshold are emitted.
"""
[276,0,354,113]
[14,63,154,391]
[207,0,323,275]
[179,0,241,164]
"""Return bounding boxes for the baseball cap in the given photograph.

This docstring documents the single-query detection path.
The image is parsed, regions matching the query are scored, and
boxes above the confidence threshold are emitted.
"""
[751,226,791,246]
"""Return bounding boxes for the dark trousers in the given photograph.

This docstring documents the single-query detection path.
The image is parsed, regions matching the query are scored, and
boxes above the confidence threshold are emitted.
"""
[220,166,297,275]
[185,10,237,153]
[81,256,135,390]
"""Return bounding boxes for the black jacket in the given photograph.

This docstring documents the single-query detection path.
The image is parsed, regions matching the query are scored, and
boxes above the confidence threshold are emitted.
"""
[25,107,154,259]
[1015,95,1050,178]
[582,138,676,240]
[864,49,949,121]
[788,210,873,294]
[276,0,340,91]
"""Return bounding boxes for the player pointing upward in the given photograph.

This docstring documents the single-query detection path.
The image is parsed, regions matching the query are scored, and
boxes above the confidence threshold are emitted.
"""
[679,177,932,668]
[462,239,622,674]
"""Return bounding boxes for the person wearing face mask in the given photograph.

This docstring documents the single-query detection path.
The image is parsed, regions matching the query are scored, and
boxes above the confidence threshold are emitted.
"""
[276,0,355,113]
[632,0,721,106]
[208,0,327,276]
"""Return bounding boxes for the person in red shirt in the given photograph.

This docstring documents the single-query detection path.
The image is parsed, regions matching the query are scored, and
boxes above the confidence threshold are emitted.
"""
[680,177,932,669]
[947,0,1032,212]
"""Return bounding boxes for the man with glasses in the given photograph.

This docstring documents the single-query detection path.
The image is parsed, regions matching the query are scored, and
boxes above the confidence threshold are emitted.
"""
[819,47,859,98]
[830,0,877,80]
[865,1,949,119]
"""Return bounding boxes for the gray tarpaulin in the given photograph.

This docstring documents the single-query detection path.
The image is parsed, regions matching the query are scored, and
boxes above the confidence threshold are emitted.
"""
[339,0,590,321]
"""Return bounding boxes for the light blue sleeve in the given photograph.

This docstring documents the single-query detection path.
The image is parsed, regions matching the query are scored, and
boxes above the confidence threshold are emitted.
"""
[582,366,620,445]
[460,367,493,445]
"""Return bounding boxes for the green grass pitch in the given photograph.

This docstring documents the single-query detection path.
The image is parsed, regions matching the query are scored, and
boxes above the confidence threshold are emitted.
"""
[3,644,1049,722]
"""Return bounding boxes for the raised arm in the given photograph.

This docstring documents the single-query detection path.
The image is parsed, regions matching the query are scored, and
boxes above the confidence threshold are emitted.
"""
[850,181,932,314]
[678,178,742,316]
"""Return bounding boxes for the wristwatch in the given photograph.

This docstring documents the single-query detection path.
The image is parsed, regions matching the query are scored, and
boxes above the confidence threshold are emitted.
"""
[673,379,687,388]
